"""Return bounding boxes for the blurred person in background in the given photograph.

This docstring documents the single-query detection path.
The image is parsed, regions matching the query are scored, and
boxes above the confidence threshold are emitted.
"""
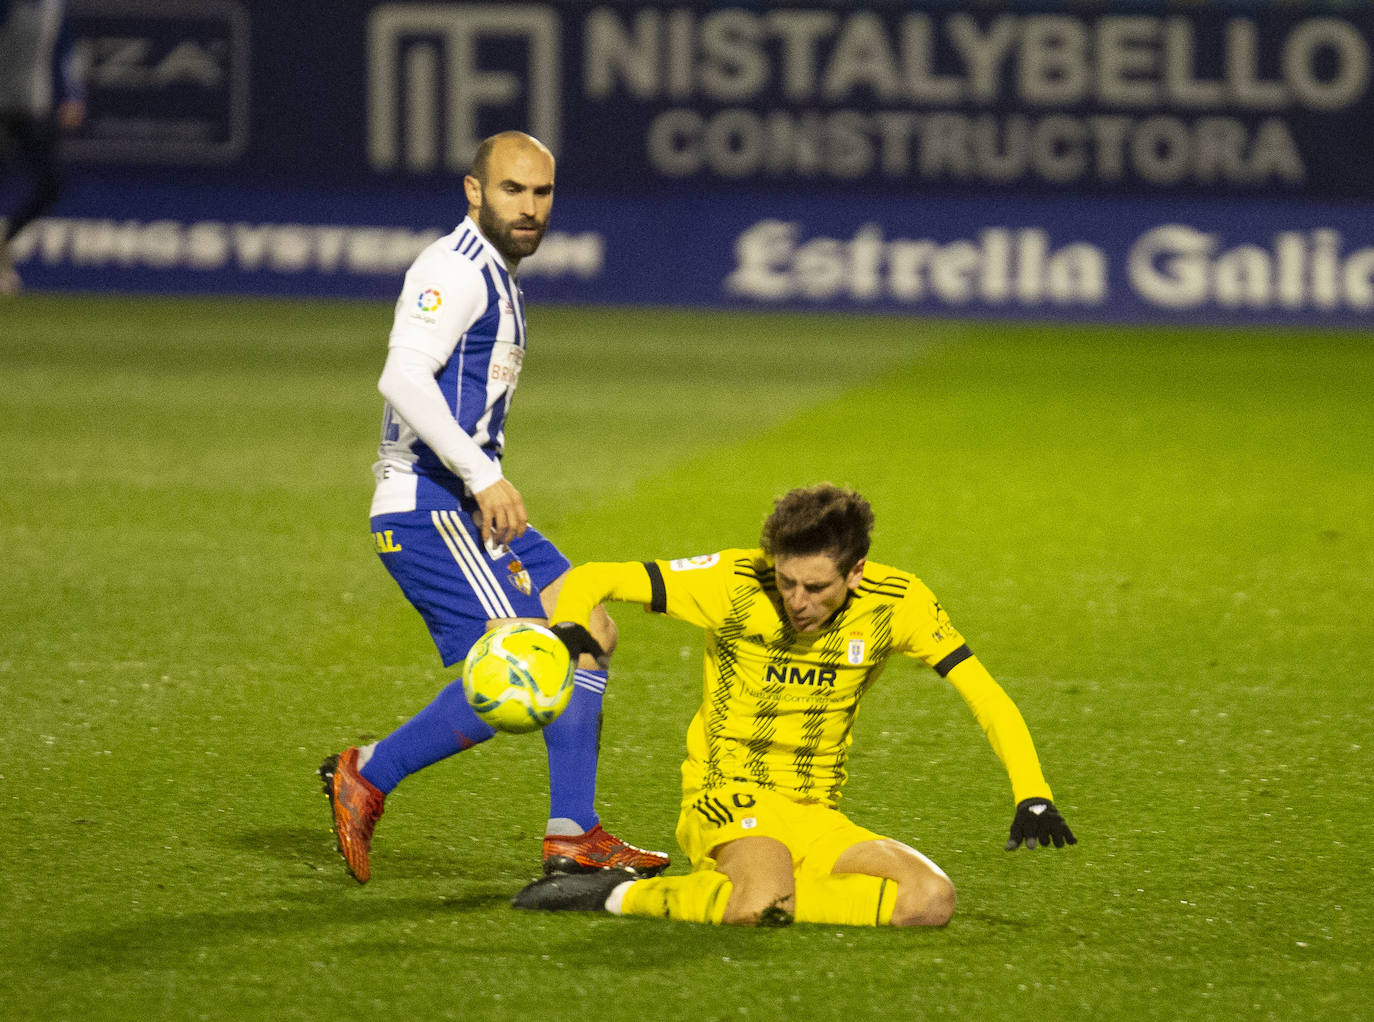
[0,0,85,295]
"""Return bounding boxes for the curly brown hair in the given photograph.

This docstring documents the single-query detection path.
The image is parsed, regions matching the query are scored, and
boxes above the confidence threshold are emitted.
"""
[760,484,874,574]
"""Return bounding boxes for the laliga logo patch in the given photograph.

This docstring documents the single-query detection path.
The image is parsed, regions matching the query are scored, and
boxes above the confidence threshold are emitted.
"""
[669,554,719,572]
[506,558,532,596]
[416,288,443,313]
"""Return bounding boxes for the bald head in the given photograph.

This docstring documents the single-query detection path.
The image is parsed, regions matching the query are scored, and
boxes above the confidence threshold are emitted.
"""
[469,131,554,189]
[464,132,556,264]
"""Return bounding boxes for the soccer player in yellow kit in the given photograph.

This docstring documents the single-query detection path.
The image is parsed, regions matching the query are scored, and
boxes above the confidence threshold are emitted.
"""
[514,484,1075,927]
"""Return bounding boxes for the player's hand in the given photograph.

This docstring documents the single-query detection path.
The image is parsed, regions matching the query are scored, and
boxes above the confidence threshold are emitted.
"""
[1005,798,1076,850]
[549,622,607,669]
[58,99,86,132]
[472,479,528,546]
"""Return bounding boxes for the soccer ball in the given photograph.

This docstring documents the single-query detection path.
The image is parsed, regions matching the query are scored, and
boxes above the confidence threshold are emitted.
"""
[463,622,575,734]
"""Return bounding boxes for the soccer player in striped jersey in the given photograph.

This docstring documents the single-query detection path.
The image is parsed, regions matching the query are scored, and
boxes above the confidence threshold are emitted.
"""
[318,131,667,883]
[515,484,1074,926]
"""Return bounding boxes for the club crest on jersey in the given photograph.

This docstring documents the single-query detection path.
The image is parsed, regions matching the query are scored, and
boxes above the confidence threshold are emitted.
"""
[506,559,532,596]
[847,638,865,665]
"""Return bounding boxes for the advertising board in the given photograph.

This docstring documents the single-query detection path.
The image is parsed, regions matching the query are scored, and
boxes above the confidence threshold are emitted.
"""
[5,0,1369,324]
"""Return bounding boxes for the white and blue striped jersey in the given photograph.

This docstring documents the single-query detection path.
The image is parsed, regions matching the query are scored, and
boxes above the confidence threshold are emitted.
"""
[372,217,528,514]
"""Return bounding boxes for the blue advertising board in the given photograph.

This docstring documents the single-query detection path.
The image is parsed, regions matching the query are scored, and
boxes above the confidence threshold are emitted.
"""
[12,182,1374,325]
[5,0,1372,324]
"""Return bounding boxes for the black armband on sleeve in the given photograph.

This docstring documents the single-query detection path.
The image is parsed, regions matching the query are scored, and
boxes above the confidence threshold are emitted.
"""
[642,561,667,614]
[933,644,974,678]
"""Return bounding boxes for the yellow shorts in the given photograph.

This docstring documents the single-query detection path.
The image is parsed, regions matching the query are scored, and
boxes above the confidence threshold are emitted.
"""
[676,784,884,880]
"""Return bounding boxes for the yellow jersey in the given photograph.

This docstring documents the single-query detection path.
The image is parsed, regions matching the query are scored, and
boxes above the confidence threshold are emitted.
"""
[551,550,1053,810]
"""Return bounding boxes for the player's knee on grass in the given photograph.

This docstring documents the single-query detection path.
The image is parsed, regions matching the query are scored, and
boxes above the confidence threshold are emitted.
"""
[889,870,956,928]
[721,878,796,927]
[716,836,796,926]
[831,837,955,928]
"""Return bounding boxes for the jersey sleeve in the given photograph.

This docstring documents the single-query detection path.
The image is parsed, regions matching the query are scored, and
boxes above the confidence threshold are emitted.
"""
[388,247,486,364]
[547,552,737,634]
[549,561,658,629]
[376,345,504,493]
[892,580,1053,805]
[55,14,86,105]
[889,578,972,671]
[647,551,740,631]
[943,656,1053,805]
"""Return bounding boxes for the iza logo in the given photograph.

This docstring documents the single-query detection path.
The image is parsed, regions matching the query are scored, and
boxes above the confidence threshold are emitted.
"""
[416,287,442,312]
[67,2,250,165]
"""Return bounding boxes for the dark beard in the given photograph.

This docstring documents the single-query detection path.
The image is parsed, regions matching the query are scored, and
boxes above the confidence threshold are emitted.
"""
[479,205,546,262]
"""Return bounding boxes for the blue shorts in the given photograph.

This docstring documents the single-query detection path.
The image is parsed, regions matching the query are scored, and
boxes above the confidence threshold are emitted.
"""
[370,507,571,666]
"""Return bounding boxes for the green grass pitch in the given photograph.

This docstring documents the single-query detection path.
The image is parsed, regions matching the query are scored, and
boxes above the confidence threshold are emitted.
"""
[2,293,1370,1020]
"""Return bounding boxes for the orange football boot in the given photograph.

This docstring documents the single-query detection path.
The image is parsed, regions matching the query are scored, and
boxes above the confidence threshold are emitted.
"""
[319,747,385,883]
[542,823,669,878]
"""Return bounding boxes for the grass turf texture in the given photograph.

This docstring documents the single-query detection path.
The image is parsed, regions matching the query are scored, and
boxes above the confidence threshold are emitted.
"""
[2,293,1369,1020]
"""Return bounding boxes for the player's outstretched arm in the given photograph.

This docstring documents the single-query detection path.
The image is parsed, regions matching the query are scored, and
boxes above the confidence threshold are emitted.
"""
[549,562,657,628]
[938,656,1075,850]
[1005,798,1076,851]
[548,622,607,668]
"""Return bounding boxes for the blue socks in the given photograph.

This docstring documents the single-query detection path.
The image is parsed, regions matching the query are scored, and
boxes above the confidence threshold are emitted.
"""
[358,668,609,835]
[541,669,607,833]
[359,678,495,794]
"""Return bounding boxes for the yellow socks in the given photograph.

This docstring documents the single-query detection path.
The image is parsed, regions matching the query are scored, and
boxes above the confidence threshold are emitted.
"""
[616,871,732,923]
[792,874,897,927]
[615,871,896,927]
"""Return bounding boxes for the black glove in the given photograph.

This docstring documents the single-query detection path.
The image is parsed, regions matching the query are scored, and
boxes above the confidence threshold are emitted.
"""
[1005,798,1076,850]
[549,621,606,666]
